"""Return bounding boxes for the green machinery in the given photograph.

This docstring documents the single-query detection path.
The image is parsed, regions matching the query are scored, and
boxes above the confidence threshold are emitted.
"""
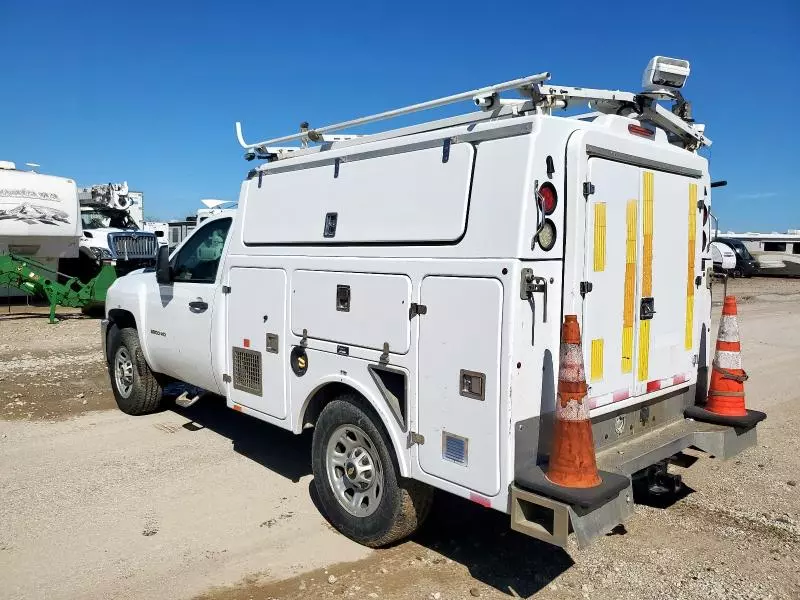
[0,254,117,323]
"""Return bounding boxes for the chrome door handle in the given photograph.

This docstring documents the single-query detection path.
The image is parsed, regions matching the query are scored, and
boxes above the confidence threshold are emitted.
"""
[188,299,208,312]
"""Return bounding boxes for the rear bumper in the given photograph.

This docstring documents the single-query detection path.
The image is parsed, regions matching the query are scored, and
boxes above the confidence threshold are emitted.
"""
[511,403,764,548]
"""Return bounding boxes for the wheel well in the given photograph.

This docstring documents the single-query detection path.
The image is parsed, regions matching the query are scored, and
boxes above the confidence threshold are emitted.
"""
[301,382,356,429]
[108,309,137,331]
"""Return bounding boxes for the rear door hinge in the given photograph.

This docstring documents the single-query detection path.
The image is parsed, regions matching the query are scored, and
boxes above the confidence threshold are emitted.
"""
[222,373,232,383]
[222,285,231,294]
[583,182,595,199]
[579,281,593,296]
[409,302,427,319]
[407,431,425,448]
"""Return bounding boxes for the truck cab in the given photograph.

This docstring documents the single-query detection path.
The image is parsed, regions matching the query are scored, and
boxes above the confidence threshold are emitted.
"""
[102,58,763,550]
[63,183,158,285]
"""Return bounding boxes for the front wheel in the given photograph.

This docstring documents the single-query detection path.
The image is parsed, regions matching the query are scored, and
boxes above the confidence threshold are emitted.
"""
[311,395,433,547]
[107,326,163,415]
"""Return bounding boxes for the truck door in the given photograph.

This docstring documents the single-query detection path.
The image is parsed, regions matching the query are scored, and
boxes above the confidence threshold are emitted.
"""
[583,160,700,408]
[417,276,502,497]
[225,267,288,419]
[145,217,232,392]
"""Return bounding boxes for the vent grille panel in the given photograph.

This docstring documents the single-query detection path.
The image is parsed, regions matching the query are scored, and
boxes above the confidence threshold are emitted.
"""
[232,347,262,396]
[442,432,468,465]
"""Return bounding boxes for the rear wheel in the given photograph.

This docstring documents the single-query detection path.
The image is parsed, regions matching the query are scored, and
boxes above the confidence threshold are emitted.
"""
[311,395,433,547]
[107,326,163,415]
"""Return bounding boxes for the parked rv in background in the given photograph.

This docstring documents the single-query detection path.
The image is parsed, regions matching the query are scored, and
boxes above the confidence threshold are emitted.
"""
[165,200,237,251]
[142,221,169,246]
[1,160,81,297]
[715,230,800,277]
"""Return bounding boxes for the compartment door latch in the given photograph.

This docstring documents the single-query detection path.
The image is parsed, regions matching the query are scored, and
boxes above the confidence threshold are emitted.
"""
[520,268,548,323]
[640,297,656,320]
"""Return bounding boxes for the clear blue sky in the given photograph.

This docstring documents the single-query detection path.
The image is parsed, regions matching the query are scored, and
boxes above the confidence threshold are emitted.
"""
[1,1,797,231]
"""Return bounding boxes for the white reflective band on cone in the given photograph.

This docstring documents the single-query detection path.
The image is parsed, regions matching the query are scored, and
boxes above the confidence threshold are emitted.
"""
[717,315,740,342]
[559,343,586,383]
[715,349,743,370]
[556,397,590,421]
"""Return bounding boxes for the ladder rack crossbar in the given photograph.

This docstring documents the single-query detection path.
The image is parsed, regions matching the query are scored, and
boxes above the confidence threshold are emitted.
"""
[235,71,711,159]
[236,72,551,150]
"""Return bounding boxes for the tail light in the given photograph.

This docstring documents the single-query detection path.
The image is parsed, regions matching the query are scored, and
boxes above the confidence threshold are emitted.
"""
[537,219,557,251]
[538,182,558,215]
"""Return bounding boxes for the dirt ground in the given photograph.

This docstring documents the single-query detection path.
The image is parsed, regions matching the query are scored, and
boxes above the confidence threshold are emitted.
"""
[1,277,799,600]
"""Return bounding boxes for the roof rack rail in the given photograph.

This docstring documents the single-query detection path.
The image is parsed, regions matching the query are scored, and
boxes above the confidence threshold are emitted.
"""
[235,62,709,161]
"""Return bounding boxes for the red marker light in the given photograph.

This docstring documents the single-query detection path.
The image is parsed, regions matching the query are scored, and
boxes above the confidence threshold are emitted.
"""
[628,124,655,138]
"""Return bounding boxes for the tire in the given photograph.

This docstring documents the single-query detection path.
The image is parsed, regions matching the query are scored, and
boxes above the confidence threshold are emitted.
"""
[107,326,163,415]
[311,395,433,547]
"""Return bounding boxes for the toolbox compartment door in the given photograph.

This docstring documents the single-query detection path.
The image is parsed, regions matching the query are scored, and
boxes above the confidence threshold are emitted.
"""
[242,142,474,245]
[417,276,502,496]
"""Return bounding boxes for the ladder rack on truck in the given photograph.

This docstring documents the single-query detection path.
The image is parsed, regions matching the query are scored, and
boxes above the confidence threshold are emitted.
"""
[236,60,709,163]
[0,254,116,323]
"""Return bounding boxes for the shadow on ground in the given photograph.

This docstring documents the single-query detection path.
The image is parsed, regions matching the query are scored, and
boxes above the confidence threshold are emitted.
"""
[411,492,573,597]
[0,310,88,321]
[166,390,687,597]
[168,392,313,483]
[170,388,574,596]
[308,473,575,596]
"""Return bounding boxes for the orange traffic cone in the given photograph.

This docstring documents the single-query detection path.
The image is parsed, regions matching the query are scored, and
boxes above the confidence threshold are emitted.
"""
[706,296,748,417]
[547,315,602,489]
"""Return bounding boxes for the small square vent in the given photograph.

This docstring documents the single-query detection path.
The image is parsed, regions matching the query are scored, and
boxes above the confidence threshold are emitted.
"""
[232,347,262,396]
[442,432,468,466]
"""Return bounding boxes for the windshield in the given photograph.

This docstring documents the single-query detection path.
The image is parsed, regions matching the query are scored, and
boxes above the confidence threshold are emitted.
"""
[81,209,139,230]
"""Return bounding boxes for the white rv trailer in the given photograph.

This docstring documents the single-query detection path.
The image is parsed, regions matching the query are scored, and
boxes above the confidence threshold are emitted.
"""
[1,161,81,296]
[102,57,762,549]
[142,221,169,246]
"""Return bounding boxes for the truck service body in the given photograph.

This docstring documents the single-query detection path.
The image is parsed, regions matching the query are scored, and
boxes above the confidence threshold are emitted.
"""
[102,58,761,548]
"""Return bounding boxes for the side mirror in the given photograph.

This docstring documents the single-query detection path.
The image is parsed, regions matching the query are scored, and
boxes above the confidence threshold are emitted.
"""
[155,245,172,284]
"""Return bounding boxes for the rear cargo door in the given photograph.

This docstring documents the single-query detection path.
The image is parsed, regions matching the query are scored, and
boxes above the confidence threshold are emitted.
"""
[639,169,699,394]
[582,160,640,405]
[583,159,699,410]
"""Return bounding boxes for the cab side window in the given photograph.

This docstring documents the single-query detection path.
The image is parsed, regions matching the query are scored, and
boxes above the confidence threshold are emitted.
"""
[171,218,232,283]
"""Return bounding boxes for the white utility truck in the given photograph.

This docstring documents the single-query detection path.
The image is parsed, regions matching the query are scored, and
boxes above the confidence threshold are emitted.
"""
[102,57,762,548]
[68,182,158,282]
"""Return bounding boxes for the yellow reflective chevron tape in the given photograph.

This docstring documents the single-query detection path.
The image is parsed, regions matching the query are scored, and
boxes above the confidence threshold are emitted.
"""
[685,184,697,349]
[622,199,637,374]
[591,338,604,381]
[638,171,654,382]
[638,320,651,381]
[593,203,607,272]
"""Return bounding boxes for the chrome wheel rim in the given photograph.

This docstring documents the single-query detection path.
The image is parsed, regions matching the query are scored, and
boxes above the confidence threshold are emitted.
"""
[114,347,135,399]
[325,424,384,517]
